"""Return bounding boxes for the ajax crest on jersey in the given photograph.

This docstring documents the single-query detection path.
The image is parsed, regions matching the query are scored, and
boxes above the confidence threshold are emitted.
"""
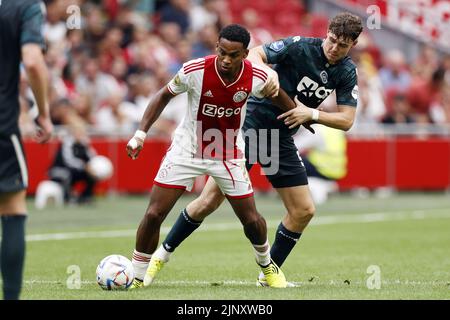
[96,254,134,290]
[233,91,247,103]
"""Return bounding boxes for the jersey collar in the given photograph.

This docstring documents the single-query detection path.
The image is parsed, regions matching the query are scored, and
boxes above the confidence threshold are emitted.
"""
[214,56,245,88]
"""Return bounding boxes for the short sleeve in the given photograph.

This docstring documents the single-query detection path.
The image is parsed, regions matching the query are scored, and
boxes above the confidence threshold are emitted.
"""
[336,68,358,107]
[167,58,204,95]
[20,1,46,48]
[167,68,190,95]
[262,36,302,65]
[251,64,269,99]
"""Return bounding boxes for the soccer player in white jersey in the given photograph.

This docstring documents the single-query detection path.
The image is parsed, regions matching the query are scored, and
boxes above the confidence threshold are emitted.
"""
[126,24,296,289]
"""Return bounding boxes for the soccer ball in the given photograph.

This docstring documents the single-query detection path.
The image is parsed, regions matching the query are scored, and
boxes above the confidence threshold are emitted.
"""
[88,155,114,181]
[96,254,134,290]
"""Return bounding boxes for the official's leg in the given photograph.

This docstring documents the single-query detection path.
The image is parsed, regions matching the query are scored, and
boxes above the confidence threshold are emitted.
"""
[0,190,27,300]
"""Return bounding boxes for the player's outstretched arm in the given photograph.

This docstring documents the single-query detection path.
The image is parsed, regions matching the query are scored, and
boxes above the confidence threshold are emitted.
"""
[126,86,174,159]
[269,89,315,134]
[22,43,53,143]
[248,46,279,98]
[278,96,356,131]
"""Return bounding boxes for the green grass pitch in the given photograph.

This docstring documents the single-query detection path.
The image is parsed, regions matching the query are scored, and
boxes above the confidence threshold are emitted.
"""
[15,192,450,299]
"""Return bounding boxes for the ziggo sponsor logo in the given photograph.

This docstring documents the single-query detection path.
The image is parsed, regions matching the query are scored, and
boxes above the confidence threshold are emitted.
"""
[202,103,241,118]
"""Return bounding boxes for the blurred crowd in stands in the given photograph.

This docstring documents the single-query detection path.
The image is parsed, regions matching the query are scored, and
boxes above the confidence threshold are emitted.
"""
[18,0,450,139]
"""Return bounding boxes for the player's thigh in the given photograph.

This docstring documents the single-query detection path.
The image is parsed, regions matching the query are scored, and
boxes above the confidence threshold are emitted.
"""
[0,190,27,215]
[186,176,226,220]
[209,159,253,198]
[276,185,315,219]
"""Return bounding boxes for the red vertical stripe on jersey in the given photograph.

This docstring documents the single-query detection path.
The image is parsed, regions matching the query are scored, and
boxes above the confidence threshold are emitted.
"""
[195,56,254,160]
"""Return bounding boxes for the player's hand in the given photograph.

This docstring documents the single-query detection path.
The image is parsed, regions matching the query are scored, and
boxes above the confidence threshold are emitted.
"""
[277,96,312,129]
[126,136,144,160]
[261,67,279,98]
[34,114,53,143]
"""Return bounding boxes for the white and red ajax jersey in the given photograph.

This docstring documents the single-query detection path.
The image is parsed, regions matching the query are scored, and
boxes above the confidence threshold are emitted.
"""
[167,55,268,160]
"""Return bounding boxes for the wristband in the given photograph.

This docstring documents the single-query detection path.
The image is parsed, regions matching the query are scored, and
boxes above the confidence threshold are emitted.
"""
[311,109,319,121]
[134,130,147,141]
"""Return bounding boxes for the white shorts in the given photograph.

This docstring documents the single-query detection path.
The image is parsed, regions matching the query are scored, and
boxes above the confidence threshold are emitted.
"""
[154,153,253,198]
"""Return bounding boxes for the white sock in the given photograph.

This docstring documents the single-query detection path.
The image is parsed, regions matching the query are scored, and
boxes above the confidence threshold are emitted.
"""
[153,245,172,262]
[253,240,271,267]
[132,249,151,281]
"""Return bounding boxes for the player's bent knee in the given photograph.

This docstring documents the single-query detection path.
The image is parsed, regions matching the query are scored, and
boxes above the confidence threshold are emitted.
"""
[144,208,166,225]
[242,215,267,244]
[289,204,315,221]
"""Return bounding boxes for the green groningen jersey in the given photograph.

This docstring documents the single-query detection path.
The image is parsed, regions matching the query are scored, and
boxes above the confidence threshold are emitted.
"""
[246,36,358,134]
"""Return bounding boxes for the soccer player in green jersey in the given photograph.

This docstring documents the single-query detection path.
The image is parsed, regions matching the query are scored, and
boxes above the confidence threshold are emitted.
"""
[139,12,363,287]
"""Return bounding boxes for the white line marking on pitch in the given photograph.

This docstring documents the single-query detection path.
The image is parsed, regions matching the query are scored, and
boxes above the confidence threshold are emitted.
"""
[22,279,449,287]
[25,208,450,242]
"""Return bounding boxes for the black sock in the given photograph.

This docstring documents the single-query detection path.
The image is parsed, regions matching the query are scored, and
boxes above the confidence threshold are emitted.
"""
[270,222,301,267]
[1,215,26,300]
[162,208,202,252]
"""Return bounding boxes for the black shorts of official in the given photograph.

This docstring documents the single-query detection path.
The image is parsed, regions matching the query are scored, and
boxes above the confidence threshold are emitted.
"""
[243,121,308,189]
[0,133,28,193]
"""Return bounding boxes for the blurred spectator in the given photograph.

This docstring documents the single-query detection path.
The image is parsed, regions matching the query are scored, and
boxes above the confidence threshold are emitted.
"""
[83,3,107,52]
[379,49,411,91]
[190,0,220,32]
[381,93,415,124]
[411,45,440,81]
[168,39,193,75]
[430,84,450,124]
[407,67,446,122]
[352,55,385,124]
[48,118,98,204]
[192,24,218,58]
[241,8,273,48]
[94,94,137,134]
[190,0,231,31]
[158,0,191,35]
[43,0,67,45]
[97,26,129,74]
[75,55,123,111]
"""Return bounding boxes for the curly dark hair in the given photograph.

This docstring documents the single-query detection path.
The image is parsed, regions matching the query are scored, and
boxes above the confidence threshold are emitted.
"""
[328,12,363,41]
[218,24,251,49]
